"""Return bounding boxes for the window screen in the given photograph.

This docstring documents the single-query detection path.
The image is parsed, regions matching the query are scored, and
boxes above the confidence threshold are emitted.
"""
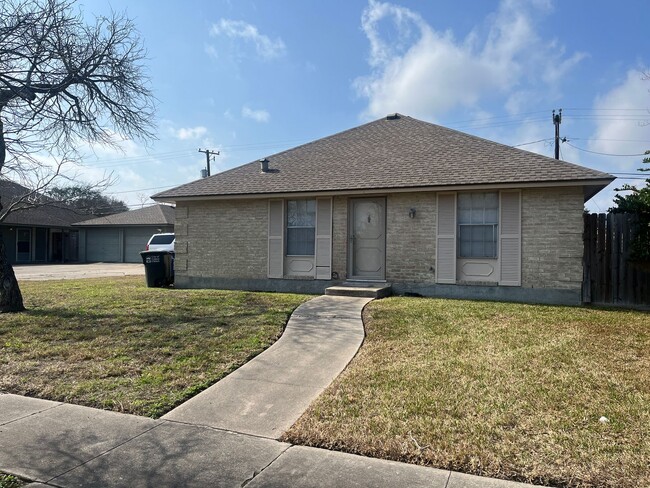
[286,200,316,255]
[458,192,498,258]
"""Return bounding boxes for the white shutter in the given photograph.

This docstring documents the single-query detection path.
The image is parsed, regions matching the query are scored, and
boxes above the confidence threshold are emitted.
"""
[268,200,284,278]
[315,197,332,280]
[436,192,457,284]
[499,190,521,286]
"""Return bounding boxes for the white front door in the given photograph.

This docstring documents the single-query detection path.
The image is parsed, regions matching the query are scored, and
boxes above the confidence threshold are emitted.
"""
[349,198,386,280]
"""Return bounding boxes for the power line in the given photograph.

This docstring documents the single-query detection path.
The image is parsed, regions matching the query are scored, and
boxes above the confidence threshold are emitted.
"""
[511,138,553,147]
[563,141,648,157]
[563,107,650,112]
[108,185,176,195]
[569,138,650,143]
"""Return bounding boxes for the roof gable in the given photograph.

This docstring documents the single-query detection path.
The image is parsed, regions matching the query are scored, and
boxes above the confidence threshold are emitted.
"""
[153,114,613,200]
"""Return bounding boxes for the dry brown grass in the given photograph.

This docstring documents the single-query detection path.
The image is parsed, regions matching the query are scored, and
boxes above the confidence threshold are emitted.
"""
[0,276,309,417]
[283,297,650,487]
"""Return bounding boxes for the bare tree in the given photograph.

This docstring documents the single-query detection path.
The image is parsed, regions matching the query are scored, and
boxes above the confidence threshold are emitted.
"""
[136,192,151,208]
[0,0,155,312]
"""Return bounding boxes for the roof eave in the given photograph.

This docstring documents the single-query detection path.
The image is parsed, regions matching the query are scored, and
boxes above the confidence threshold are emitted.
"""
[152,177,615,203]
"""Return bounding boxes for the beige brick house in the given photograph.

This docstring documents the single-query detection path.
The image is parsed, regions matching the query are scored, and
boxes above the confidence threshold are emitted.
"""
[153,114,613,304]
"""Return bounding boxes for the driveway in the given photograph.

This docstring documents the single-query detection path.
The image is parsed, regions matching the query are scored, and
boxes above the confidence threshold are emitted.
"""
[13,263,144,281]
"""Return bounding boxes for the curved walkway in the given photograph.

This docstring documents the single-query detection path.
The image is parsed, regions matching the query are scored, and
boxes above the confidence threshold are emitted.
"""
[162,295,371,438]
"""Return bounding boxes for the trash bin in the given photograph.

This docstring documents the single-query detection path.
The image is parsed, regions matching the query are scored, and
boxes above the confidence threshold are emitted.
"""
[140,250,174,287]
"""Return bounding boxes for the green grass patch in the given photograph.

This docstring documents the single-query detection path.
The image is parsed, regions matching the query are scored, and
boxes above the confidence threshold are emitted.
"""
[0,276,309,418]
[0,473,24,488]
[283,297,650,488]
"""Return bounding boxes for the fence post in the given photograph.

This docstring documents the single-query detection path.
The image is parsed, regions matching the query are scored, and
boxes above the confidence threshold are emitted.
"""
[582,213,591,303]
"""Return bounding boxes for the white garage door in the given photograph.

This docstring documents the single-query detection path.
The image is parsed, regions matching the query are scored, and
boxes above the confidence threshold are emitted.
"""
[86,228,121,262]
[124,228,155,263]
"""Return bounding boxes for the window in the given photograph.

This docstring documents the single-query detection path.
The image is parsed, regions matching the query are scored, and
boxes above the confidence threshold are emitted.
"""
[16,228,31,262]
[149,234,175,245]
[286,200,316,255]
[458,192,498,258]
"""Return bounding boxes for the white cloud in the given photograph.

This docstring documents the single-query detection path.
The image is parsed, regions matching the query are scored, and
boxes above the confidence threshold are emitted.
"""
[242,105,270,123]
[204,44,218,60]
[174,126,208,140]
[581,69,650,211]
[355,0,585,120]
[210,19,286,60]
[589,70,650,160]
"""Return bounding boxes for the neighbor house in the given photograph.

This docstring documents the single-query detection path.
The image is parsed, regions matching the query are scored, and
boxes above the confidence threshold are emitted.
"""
[153,114,614,305]
[74,204,174,263]
[0,180,85,264]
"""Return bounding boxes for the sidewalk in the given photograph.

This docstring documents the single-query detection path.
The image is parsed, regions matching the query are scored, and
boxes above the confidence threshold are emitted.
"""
[0,394,533,488]
[0,294,539,488]
[162,295,371,438]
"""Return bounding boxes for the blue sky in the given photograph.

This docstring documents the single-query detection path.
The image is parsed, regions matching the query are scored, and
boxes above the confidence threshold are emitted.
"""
[76,0,650,211]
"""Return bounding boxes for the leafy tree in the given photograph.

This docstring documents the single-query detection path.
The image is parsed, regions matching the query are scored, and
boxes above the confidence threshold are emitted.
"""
[609,150,650,261]
[0,0,155,312]
[47,185,129,216]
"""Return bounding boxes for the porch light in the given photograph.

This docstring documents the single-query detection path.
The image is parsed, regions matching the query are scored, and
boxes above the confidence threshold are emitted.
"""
[409,208,416,219]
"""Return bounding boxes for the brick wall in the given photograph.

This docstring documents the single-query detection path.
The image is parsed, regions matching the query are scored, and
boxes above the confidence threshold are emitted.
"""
[331,196,348,280]
[521,186,584,290]
[385,192,437,283]
[173,187,585,292]
[174,199,267,279]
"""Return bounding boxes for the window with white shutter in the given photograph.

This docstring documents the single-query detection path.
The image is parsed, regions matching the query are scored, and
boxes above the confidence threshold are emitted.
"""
[436,192,457,284]
[499,190,521,286]
[268,200,284,278]
[315,198,332,280]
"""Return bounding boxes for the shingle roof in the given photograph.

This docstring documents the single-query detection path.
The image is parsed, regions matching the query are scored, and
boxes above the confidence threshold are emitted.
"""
[153,114,613,200]
[0,180,87,227]
[73,204,175,227]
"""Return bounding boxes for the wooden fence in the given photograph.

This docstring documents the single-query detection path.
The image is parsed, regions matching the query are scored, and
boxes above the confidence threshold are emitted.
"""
[583,212,650,307]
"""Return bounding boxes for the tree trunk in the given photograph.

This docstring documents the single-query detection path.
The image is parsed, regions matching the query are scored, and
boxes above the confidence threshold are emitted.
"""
[0,233,26,313]
[0,111,25,312]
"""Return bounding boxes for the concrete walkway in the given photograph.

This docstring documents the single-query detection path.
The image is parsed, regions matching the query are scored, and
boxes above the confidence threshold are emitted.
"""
[162,295,371,438]
[0,295,538,488]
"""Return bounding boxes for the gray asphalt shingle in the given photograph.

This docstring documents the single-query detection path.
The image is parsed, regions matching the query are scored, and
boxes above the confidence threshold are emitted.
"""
[153,114,613,199]
[73,204,175,227]
[0,180,86,227]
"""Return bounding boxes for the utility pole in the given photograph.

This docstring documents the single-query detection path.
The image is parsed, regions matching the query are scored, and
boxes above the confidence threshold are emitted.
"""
[552,109,562,160]
[198,148,219,176]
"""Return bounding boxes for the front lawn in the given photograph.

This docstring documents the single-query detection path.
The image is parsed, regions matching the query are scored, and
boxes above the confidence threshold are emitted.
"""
[283,297,649,488]
[0,277,308,418]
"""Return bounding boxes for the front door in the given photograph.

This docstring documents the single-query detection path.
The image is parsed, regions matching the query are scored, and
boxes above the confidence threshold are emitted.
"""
[349,197,386,280]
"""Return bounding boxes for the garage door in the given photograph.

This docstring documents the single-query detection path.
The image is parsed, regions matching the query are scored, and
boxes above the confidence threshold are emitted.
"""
[124,228,155,263]
[86,228,120,262]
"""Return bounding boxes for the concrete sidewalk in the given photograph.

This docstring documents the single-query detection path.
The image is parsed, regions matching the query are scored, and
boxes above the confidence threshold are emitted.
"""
[162,295,371,438]
[0,294,540,487]
[0,394,534,488]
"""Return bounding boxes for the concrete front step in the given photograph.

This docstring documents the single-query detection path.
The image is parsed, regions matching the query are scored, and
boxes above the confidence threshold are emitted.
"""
[325,283,392,298]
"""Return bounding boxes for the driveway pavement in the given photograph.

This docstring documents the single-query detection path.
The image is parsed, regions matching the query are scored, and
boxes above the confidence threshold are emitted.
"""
[13,263,144,281]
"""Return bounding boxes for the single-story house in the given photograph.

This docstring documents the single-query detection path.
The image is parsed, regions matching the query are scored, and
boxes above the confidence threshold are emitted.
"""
[74,204,174,263]
[153,114,614,305]
[0,180,85,264]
